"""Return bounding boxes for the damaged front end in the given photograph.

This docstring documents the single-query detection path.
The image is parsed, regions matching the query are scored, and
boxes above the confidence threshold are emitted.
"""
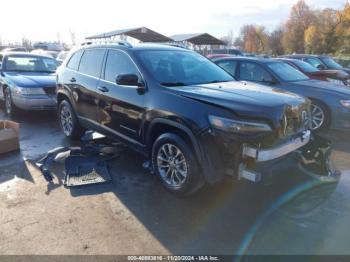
[238,131,340,184]
[198,126,339,185]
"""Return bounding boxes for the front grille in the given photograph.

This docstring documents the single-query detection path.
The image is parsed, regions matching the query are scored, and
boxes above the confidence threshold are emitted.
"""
[43,87,56,96]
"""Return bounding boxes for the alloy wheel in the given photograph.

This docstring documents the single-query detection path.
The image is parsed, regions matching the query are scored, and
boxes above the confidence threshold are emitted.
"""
[60,105,74,136]
[310,104,325,130]
[157,143,188,188]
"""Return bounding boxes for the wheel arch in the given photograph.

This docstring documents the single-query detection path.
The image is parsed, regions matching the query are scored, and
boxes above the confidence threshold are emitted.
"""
[146,119,204,164]
[57,91,71,105]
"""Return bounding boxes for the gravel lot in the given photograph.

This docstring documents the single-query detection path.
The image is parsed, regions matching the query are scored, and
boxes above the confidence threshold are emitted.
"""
[1,106,350,255]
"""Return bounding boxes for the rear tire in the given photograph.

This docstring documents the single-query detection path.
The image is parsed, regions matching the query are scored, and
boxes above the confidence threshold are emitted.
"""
[4,87,20,117]
[58,100,85,140]
[152,133,204,196]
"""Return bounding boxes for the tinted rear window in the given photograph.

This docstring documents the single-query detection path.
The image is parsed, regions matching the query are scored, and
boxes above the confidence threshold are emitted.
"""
[78,49,105,77]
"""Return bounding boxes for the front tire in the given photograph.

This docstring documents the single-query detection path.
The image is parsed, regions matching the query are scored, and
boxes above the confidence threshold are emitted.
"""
[152,133,204,196]
[4,87,19,117]
[58,100,85,140]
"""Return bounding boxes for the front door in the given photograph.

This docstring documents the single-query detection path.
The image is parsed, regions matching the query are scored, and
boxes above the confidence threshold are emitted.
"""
[96,49,145,142]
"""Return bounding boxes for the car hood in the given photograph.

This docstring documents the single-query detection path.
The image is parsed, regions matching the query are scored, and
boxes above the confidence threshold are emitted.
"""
[3,72,56,88]
[169,81,308,122]
[292,79,350,96]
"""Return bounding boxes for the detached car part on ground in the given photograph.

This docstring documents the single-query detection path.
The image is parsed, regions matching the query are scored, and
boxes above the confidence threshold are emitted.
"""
[213,56,350,131]
[0,52,59,116]
[56,43,339,195]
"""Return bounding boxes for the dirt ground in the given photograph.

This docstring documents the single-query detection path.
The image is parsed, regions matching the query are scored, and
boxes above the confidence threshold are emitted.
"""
[1,108,350,255]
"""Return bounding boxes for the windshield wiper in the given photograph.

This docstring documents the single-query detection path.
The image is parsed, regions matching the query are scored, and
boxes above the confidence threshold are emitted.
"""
[161,82,187,87]
[34,70,56,73]
[208,80,232,83]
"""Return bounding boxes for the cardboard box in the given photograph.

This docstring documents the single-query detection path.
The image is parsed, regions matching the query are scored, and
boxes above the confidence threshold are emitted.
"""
[0,120,20,154]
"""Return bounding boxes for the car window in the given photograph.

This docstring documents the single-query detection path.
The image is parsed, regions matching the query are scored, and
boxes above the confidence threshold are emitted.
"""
[239,62,273,82]
[67,50,83,71]
[217,60,237,76]
[291,60,319,73]
[320,57,343,70]
[78,49,105,77]
[267,62,309,82]
[135,50,233,86]
[104,50,139,83]
[4,55,59,73]
[305,57,323,68]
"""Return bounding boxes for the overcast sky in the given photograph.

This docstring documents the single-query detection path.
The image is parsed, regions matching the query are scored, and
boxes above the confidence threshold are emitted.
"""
[1,0,347,44]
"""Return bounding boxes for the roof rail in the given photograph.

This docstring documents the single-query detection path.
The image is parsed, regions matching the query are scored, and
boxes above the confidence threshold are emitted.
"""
[81,40,133,48]
[162,43,189,49]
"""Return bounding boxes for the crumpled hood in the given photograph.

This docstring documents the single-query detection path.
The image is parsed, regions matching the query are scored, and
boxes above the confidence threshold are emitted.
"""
[4,72,56,88]
[169,81,308,121]
[293,79,350,96]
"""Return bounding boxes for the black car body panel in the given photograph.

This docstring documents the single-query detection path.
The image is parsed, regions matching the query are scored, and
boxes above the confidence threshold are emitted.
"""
[57,44,322,187]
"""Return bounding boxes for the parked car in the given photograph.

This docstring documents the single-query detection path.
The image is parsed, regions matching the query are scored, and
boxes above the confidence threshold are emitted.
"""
[276,58,350,86]
[213,56,350,131]
[31,49,60,59]
[0,52,59,116]
[55,42,336,195]
[209,48,243,56]
[283,54,350,78]
[56,51,69,63]
[206,54,234,59]
[2,47,27,52]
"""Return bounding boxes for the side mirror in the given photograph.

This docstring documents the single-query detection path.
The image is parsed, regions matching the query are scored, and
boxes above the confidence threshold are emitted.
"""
[317,64,326,70]
[116,74,143,87]
[262,77,277,85]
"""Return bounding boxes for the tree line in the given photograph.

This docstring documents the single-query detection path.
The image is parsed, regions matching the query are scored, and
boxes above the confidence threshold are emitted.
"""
[222,1,350,56]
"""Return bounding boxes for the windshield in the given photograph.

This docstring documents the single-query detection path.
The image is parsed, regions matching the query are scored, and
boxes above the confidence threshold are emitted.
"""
[321,57,343,70]
[4,55,59,73]
[135,50,234,86]
[267,62,309,82]
[292,60,319,73]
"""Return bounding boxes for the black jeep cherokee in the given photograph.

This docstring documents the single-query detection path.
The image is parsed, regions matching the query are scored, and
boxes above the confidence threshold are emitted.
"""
[56,43,313,195]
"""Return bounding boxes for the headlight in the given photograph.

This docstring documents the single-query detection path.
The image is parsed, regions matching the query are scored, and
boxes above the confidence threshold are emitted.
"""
[208,115,272,134]
[13,85,45,95]
[340,100,350,109]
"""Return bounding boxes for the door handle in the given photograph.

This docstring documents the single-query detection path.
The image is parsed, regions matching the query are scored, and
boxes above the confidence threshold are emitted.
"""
[70,77,76,83]
[97,86,109,92]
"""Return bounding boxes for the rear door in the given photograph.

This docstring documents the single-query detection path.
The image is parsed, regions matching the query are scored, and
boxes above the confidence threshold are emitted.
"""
[96,49,145,142]
[74,48,106,123]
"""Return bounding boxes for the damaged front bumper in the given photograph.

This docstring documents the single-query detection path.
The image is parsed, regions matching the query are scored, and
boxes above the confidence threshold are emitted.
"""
[242,130,311,162]
[238,131,339,183]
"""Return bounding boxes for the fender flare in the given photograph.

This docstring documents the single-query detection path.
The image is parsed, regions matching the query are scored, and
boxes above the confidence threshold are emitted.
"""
[146,118,205,165]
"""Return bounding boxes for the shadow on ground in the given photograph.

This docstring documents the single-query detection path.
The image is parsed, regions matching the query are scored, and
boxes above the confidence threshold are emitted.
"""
[1,105,349,254]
